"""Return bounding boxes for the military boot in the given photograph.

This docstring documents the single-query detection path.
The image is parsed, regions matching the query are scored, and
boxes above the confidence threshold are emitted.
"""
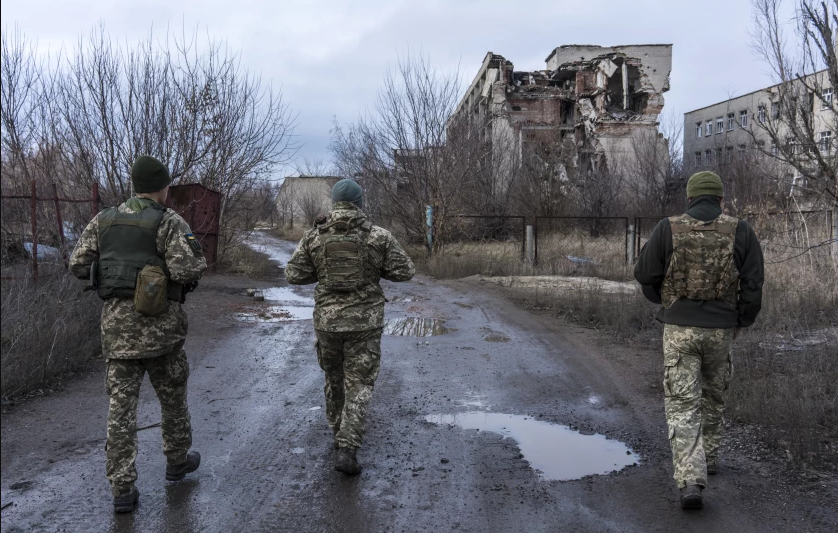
[707,457,718,475]
[166,450,201,481]
[680,485,703,510]
[113,486,139,513]
[335,447,362,475]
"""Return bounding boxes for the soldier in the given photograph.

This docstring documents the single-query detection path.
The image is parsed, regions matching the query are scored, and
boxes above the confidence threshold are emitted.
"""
[634,171,764,510]
[285,179,415,475]
[69,156,207,513]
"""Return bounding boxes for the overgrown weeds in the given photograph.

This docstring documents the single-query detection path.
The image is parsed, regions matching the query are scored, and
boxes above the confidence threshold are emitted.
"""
[216,243,279,280]
[1,264,101,397]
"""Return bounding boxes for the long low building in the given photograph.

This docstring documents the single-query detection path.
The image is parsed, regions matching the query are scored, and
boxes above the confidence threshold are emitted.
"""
[683,70,834,187]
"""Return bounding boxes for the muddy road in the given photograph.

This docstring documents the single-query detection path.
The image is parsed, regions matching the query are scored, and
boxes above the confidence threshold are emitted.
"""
[1,232,834,533]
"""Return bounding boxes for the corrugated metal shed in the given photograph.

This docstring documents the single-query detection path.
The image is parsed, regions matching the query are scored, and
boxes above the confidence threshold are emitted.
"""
[166,184,221,268]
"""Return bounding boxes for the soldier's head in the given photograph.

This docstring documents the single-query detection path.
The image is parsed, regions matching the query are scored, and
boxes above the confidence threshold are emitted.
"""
[331,179,363,209]
[686,171,724,203]
[132,155,172,203]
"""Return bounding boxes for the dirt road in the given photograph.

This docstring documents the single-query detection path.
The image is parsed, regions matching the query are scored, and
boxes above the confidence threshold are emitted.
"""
[1,232,834,533]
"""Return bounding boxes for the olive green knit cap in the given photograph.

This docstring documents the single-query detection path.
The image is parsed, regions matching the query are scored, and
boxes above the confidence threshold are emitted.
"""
[686,171,724,198]
[131,155,171,194]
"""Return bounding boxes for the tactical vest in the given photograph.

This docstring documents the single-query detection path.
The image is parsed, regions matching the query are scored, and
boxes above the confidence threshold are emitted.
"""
[315,216,376,292]
[96,203,183,302]
[661,213,740,309]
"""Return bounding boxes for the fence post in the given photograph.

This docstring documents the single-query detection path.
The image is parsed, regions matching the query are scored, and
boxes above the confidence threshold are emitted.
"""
[627,224,636,264]
[832,210,837,259]
[91,182,99,221]
[425,205,433,256]
[31,180,38,280]
[52,184,67,263]
[526,225,534,264]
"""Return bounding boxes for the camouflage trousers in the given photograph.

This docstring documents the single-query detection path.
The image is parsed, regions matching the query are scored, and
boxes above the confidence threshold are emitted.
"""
[663,324,734,489]
[105,348,192,495]
[314,328,382,449]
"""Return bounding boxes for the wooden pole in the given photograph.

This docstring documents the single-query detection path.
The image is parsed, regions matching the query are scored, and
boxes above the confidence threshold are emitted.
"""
[31,180,38,280]
[52,184,67,263]
[91,182,99,220]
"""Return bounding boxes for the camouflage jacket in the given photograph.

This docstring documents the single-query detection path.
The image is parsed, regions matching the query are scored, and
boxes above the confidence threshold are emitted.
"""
[285,202,415,332]
[69,197,207,359]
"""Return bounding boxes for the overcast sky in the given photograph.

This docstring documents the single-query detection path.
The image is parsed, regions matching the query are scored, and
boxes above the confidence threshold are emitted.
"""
[2,0,795,176]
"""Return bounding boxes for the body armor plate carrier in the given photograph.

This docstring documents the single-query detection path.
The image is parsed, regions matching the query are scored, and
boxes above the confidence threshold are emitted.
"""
[316,216,374,292]
[661,213,740,309]
[95,204,184,302]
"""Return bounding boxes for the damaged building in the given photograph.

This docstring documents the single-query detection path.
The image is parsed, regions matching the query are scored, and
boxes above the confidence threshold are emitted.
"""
[452,44,672,185]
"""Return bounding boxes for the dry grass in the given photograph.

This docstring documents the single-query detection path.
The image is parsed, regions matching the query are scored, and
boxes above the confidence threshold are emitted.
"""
[270,225,306,242]
[216,242,279,280]
[415,231,632,281]
[1,264,102,397]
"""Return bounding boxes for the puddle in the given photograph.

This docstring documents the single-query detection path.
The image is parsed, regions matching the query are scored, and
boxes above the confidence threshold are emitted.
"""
[291,448,305,455]
[425,412,638,481]
[389,295,425,303]
[262,287,313,304]
[236,306,313,322]
[383,318,452,337]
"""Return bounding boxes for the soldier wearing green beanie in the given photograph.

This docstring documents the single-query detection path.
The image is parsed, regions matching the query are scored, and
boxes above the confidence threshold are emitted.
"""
[69,155,205,513]
[634,171,764,510]
[286,179,415,476]
[131,155,172,194]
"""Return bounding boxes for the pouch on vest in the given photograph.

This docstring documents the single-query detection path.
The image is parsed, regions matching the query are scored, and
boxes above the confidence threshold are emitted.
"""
[318,219,372,292]
[134,265,169,316]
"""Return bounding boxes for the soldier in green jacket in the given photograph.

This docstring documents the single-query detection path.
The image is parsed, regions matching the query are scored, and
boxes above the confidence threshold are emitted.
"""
[69,156,207,513]
[634,171,764,510]
[285,179,415,475]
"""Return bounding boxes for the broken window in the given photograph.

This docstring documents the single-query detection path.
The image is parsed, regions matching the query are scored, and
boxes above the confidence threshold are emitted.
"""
[757,104,766,123]
[696,122,703,138]
[739,110,748,128]
[727,113,735,131]
[716,118,724,134]
[819,131,833,152]
[823,88,833,108]
[705,121,713,136]
[771,101,780,119]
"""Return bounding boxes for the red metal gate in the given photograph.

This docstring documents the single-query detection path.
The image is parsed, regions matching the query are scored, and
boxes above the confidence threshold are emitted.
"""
[165,184,221,268]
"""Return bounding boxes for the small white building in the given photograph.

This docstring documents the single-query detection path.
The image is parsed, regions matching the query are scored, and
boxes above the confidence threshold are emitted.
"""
[276,176,342,227]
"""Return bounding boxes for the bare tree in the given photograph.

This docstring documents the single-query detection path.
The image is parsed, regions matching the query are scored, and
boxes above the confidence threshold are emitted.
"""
[624,113,687,216]
[1,24,297,263]
[330,53,495,251]
[750,0,838,205]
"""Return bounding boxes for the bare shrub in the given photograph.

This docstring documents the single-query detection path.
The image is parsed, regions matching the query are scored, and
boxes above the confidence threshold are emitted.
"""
[1,266,101,397]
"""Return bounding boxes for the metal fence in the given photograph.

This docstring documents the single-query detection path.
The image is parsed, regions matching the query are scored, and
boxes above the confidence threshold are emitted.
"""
[1,181,100,278]
[534,216,629,264]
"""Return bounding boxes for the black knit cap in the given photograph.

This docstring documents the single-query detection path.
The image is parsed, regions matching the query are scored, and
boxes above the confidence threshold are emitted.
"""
[131,155,171,193]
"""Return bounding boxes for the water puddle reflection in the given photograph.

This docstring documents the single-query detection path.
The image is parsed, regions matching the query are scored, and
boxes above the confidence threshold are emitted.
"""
[425,412,638,481]
[262,287,313,304]
[383,318,452,337]
[236,306,313,322]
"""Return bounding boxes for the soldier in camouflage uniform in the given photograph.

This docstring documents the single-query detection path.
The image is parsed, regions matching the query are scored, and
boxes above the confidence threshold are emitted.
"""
[285,179,415,475]
[635,172,764,509]
[69,156,207,513]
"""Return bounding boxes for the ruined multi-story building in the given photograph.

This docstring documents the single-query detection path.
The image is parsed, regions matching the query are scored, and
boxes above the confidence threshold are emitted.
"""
[452,44,673,185]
